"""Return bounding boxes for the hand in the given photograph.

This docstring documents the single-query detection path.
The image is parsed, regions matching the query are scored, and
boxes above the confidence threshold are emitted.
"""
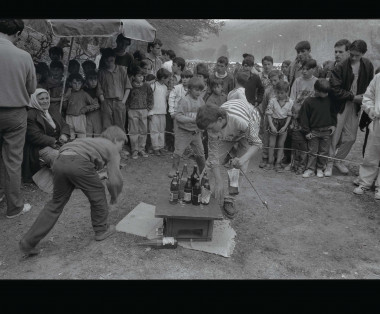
[214,181,224,206]
[328,126,336,135]
[368,108,377,120]
[353,94,363,105]
[305,133,313,140]
[79,107,87,114]
[59,134,68,144]
[270,126,277,133]
[230,157,244,169]
[278,127,287,134]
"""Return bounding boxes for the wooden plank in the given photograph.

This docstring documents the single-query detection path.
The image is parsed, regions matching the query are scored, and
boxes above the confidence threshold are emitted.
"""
[155,197,223,220]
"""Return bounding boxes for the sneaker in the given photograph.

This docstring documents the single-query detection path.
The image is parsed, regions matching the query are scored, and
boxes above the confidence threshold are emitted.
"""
[148,148,154,154]
[274,164,283,173]
[335,162,349,174]
[6,203,32,219]
[316,169,324,178]
[259,159,268,168]
[375,189,380,200]
[302,169,315,178]
[132,151,139,160]
[95,225,115,241]
[264,164,274,171]
[154,150,161,156]
[139,151,149,158]
[222,199,236,220]
[19,239,40,257]
[283,164,292,171]
[324,163,333,177]
[159,148,168,154]
[296,168,304,175]
[353,176,360,186]
[353,185,367,195]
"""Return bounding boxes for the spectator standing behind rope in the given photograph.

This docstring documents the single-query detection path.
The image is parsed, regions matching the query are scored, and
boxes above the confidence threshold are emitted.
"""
[0,19,37,219]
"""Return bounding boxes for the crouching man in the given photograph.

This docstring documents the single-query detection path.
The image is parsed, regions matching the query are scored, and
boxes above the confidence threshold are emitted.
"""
[196,100,262,219]
[19,126,127,256]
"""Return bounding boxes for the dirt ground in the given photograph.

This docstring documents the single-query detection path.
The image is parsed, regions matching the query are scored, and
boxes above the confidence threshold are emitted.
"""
[1,129,380,279]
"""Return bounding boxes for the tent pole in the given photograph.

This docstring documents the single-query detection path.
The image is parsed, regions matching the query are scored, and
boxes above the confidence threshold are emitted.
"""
[59,37,74,113]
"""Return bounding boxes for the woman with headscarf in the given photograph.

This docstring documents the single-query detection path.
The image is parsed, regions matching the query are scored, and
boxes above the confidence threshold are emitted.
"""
[22,88,70,183]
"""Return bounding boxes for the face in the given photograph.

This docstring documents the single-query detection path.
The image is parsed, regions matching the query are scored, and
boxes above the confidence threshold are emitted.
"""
[262,60,273,74]
[281,63,290,75]
[275,90,287,100]
[68,64,80,74]
[349,49,363,63]
[334,45,350,63]
[142,65,151,76]
[151,44,161,57]
[134,74,144,84]
[86,78,98,89]
[50,68,63,80]
[242,64,253,72]
[301,67,313,79]
[269,75,280,86]
[189,88,202,99]
[207,117,225,133]
[216,62,227,75]
[50,54,62,62]
[117,39,131,51]
[105,56,116,69]
[212,84,222,95]
[196,74,206,85]
[172,62,180,74]
[114,139,125,152]
[36,73,42,82]
[181,76,190,86]
[71,79,83,92]
[162,76,170,85]
[36,92,50,110]
[162,54,170,62]
[297,49,310,62]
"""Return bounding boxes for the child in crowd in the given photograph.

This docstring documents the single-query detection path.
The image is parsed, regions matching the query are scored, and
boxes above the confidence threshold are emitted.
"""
[299,79,337,178]
[195,63,210,99]
[281,60,291,82]
[209,56,235,95]
[259,70,285,168]
[162,49,176,73]
[68,59,80,75]
[243,57,265,107]
[168,70,193,119]
[47,60,67,116]
[98,48,132,132]
[260,56,274,90]
[227,71,250,101]
[66,73,100,140]
[126,66,154,159]
[171,57,186,85]
[140,59,155,84]
[204,78,227,106]
[168,77,206,177]
[149,68,171,156]
[35,62,50,90]
[82,70,104,137]
[82,60,97,76]
[287,58,318,173]
[265,81,293,172]
[48,46,63,63]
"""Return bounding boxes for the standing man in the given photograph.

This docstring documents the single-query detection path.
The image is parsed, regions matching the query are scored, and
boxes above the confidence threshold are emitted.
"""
[325,40,374,176]
[146,39,163,76]
[113,34,134,76]
[321,39,351,79]
[0,19,37,218]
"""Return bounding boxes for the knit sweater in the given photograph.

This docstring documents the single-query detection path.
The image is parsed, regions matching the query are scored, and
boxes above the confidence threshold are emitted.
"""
[126,82,153,110]
[176,94,204,132]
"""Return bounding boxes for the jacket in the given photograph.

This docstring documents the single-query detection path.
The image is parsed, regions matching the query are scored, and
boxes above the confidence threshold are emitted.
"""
[330,57,374,114]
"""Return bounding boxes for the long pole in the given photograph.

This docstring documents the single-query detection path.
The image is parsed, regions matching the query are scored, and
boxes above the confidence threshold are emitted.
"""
[59,37,74,113]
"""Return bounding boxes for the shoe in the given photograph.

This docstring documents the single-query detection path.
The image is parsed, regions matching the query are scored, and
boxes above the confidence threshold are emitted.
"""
[95,225,115,241]
[302,169,315,178]
[259,159,268,168]
[139,151,148,158]
[132,151,139,160]
[335,162,349,174]
[274,164,283,173]
[283,164,292,171]
[148,148,154,154]
[353,176,360,186]
[222,199,236,220]
[353,185,367,195]
[324,163,333,177]
[19,239,40,257]
[154,150,161,156]
[296,168,304,175]
[159,148,168,154]
[375,189,380,200]
[168,169,177,178]
[264,164,274,171]
[316,169,324,178]
[6,203,31,219]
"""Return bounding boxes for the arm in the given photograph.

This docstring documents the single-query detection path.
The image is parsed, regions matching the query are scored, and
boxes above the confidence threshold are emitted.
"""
[146,84,154,111]
[207,132,224,205]
[256,77,265,105]
[26,111,56,147]
[265,100,277,132]
[362,75,378,119]
[26,55,37,95]
[289,79,297,101]
[105,149,123,204]
[168,87,177,116]
[330,64,355,102]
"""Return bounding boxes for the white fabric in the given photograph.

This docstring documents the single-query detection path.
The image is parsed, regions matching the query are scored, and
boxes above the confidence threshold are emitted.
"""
[162,60,173,73]
[227,87,247,101]
[362,72,380,135]
[29,88,56,129]
[149,81,168,115]
[168,84,187,116]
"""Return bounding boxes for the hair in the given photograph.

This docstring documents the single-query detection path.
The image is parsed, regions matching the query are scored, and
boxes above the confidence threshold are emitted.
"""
[236,71,250,86]
[181,69,193,78]
[188,77,205,91]
[133,50,145,61]
[196,104,227,130]
[116,34,131,45]
[334,39,351,51]
[268,69,284,79]
[68,73,84,83]
[242,58,254,67]
[156,68,171,80]
[0,19,24,35]
[274,81,289,93]
[301,58,317,69]
[282,60,291,66]
[161,49,167,56]
[314,78,331,93]
[131,65,145,76]
[101,126,127,142]
[145,74,156,81]
[209,77,223,90]
[35,62,50,83]
[349,40,367,54]
[82,60,96,72]
[48,46,64,58]
[242,53,254,60]
[173,57,185,71]
[147,39,163,53]
[140,59,152,70]
[101,47,116,59]
[262,56,274,64]
[49,60,64,71]
[196,63,209,79]
[166,49,176,60]
[68,59,80,73]
[85,69,98,80]
[295,40,311,52]
[217,56,229,66]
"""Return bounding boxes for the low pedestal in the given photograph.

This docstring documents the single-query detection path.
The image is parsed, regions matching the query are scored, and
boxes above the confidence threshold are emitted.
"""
[155,198,223,241]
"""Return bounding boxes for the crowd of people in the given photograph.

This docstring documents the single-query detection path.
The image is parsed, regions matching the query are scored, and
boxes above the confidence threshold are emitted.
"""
[1,19,379,256]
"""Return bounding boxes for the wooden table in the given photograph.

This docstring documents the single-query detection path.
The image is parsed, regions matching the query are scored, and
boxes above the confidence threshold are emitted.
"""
[155,197,224,241]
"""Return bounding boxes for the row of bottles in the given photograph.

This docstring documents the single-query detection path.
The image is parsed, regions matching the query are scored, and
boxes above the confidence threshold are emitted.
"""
[169,164,211,206]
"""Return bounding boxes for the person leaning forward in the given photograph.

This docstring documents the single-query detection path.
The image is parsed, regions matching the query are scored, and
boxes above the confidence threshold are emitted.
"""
[19,126,127,256]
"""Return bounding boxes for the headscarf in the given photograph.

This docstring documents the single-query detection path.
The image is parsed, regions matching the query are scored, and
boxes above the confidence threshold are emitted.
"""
[29,88,56,129]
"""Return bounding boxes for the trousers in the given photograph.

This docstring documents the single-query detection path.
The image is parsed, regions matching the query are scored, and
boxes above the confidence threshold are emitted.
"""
[306,128,331,170]
[128,109,148,152]
[101,98,126,132]
[149,114,166,150]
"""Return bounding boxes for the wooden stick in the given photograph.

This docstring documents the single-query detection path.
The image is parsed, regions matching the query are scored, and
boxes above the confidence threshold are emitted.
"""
[59,37,74,113]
